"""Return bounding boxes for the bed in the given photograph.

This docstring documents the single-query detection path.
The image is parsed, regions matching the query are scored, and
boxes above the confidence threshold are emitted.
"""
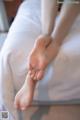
[0,0,80,119]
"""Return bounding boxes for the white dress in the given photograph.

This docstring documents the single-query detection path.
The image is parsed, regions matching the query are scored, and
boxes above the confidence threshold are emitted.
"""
[0,0,80,119]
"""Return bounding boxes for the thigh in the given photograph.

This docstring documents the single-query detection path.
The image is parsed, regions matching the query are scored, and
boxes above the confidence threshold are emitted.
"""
[1,1,41,91]
[0,1,41,119]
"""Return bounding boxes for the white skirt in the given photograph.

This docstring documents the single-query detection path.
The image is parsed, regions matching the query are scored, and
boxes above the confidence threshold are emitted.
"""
[0,0,80,119]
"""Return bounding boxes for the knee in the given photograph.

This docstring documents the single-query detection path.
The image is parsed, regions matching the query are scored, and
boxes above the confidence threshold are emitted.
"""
[0,47,16,66]
[0,47,27,77]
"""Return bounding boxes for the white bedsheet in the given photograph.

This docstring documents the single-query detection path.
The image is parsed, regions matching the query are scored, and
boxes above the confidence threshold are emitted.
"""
[0,0,80,119]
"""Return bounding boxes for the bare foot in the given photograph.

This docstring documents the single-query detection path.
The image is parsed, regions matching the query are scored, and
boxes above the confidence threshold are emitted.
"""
[28,35,60,80]
[14,72,37,111]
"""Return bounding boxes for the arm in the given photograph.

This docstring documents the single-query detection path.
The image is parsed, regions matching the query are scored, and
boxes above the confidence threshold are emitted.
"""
[52,1,80,45]
[41,0,58,36]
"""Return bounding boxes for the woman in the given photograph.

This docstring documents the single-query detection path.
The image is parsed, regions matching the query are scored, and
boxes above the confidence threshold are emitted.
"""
[0,0,80,118]
[14,0,80,110]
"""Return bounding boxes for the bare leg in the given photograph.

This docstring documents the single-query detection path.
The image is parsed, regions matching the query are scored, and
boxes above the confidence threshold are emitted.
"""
[14,72,37,111]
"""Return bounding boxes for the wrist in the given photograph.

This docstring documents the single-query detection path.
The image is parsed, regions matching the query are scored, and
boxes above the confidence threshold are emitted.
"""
[51,36,63,47]
[35,34,53,49]
[42,32,52,37]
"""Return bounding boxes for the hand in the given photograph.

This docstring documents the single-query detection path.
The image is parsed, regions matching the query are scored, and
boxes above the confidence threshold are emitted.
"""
[27,35,53,80]
[27,35,61,81]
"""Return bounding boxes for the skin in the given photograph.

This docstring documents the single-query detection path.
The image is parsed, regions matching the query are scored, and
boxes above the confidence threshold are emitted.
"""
[14,0,80,110]
[14,72,37,110]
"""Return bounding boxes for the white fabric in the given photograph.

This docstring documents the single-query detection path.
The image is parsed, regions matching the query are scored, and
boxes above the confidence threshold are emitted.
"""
[0,0,80,119]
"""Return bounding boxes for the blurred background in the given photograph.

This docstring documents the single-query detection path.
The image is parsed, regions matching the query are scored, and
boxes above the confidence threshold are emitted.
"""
[0,0,22,32]
[0,0,22,49]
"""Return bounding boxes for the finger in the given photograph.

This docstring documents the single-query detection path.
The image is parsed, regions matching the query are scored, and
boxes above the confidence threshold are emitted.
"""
[28,63,34,70]
[28,70,32,76]
[28,69,36,81]
[33,69,42,81]
[34,70,41,81]
[32,70,38,81]
[37,70,44,80]
[30,72,35,79]
[28,69,34,76]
